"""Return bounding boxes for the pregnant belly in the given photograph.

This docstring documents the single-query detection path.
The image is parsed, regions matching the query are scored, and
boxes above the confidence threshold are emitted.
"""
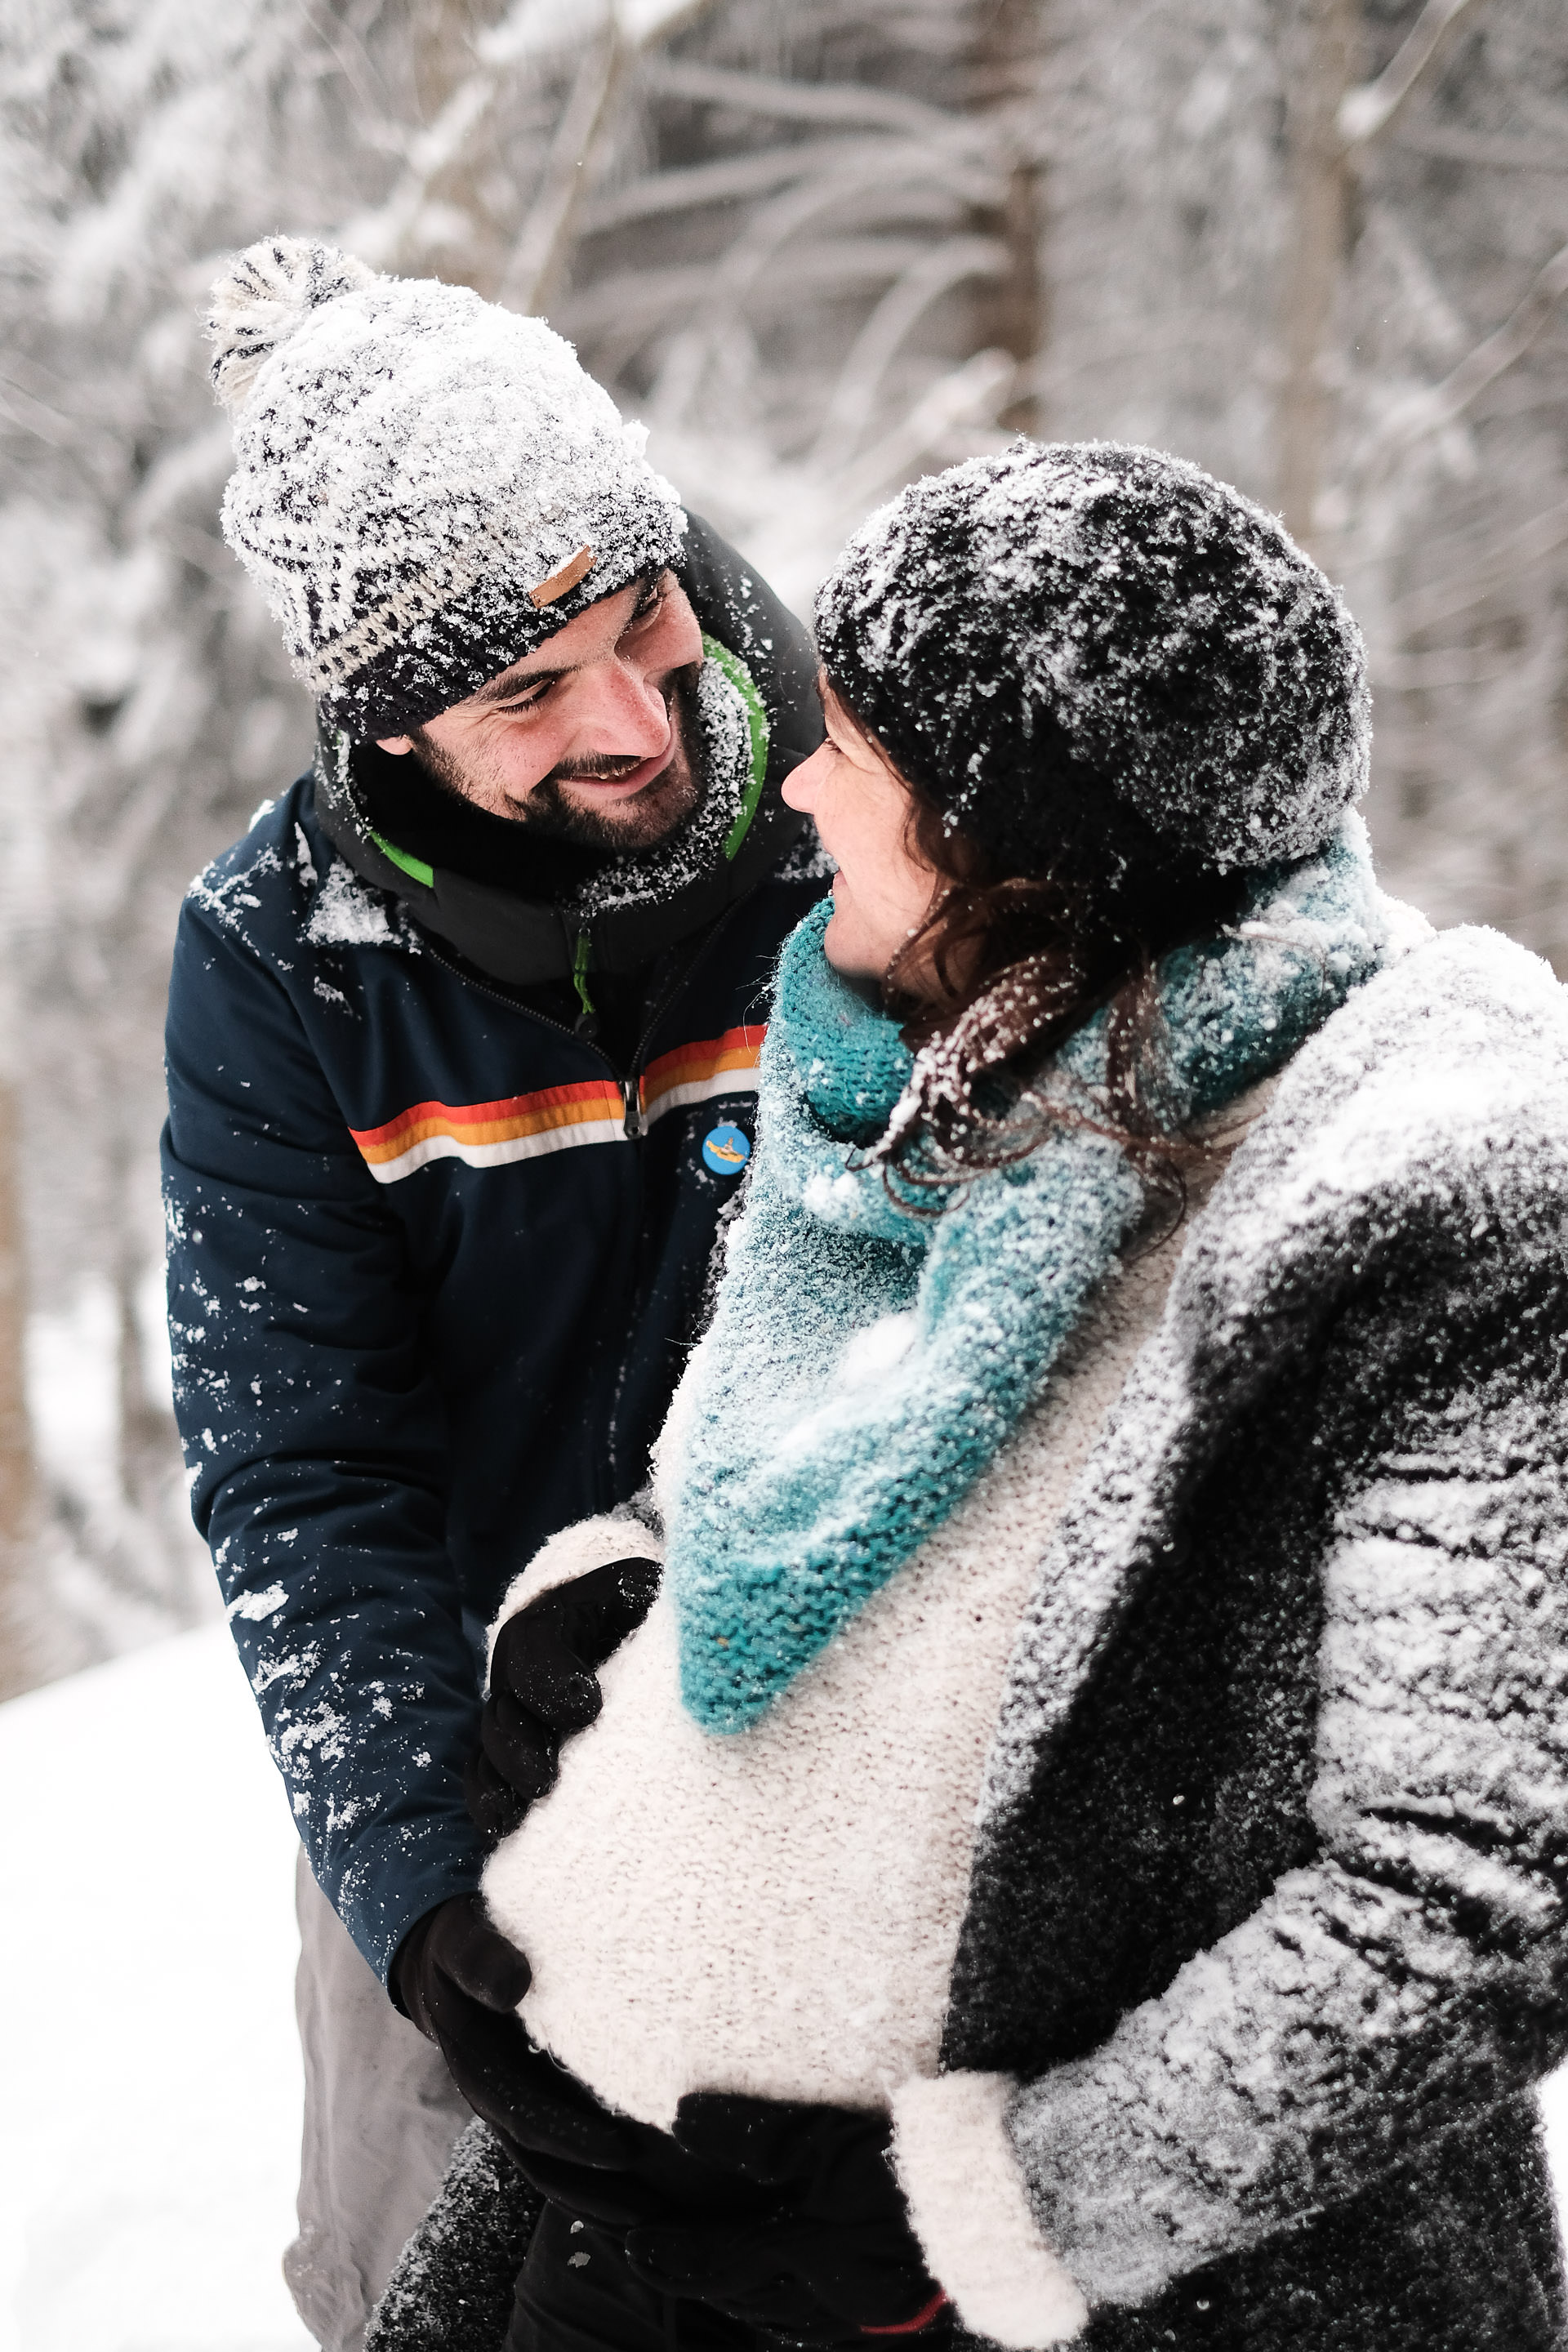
[480,1232,1180,2130]
[481,1541,1028,2130]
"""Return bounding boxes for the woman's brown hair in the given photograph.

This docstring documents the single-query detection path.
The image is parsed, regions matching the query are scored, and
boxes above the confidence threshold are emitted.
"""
[830,684,1253,1206]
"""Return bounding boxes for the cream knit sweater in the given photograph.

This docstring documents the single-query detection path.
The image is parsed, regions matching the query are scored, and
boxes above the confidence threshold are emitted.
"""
[483,1106,1261,2132]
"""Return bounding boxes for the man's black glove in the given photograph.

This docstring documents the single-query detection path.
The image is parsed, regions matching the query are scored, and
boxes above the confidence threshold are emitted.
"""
[466,1556,662,1842]
[625,2095,949,2346]
[392,1894,630,2185]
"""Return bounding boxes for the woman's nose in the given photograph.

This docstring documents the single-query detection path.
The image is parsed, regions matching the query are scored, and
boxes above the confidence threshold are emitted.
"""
[782,739,831,810]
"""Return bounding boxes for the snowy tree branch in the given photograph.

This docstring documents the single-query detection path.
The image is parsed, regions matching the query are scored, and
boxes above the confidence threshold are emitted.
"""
[1390,122,1568,172]
[1383,495,1568,637]
[559,238,939,376]
[642,58,958,138]
[826,347,1017,512]
[577,128,989,234]
[1372,237,1568,466]
[1424,238,1568,421]
[809,235,1009,464]
[1337,0,1492,150]
[0,369,75,452]
[706,142,999,306]
[337,43,509,270]
[499,22,626,313]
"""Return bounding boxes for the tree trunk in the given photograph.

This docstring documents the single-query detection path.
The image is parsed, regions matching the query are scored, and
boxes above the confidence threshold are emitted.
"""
[117,1249,168,1521]
[0,1083,35,1699]
[403,0,519,296]
[1275,0,1360,552]
[972,0,1049,437]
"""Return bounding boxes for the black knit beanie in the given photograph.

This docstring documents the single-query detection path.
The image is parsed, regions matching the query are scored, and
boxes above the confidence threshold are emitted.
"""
[814,441,1370,884]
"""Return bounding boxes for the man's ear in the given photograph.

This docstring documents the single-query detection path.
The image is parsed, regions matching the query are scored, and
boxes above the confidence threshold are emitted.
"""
[376,735,413,755]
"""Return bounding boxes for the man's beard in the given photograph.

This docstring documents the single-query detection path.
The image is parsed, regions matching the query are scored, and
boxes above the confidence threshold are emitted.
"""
[411,664,704,853]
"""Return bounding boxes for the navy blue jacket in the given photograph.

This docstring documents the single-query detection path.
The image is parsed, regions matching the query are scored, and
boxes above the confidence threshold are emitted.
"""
[165,665,824,1982]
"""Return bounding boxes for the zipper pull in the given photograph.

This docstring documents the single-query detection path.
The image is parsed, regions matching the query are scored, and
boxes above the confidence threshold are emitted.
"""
[622,1079,646,1140]
[572,932,599,1040]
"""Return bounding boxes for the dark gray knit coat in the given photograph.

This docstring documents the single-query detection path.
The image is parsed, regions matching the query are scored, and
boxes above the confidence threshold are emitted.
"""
[944,921,1568,2349]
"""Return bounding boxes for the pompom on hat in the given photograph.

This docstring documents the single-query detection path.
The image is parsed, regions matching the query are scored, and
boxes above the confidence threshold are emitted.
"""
[207,236,686,739]
[814,440,1370,881]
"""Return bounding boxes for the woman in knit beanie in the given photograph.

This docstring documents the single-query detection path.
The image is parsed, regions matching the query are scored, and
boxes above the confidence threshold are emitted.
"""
[799,437,1370,1189]
[379,445,1568,2352]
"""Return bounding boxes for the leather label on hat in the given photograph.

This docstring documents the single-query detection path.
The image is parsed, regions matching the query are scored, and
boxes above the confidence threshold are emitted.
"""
[528,544,595,608]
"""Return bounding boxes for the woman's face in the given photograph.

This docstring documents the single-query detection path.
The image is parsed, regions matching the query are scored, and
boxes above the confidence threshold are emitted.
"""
[782,684,942,983]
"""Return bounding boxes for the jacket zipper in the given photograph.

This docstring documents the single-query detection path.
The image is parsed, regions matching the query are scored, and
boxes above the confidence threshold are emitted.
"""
[621,897,752,1124]
[421,895,751,1114]
[621,1078,646,1138]
[421,900,756,1511]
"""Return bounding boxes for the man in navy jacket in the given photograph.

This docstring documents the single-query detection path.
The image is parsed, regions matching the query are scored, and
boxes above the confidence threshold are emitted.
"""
[165,237,825,2347]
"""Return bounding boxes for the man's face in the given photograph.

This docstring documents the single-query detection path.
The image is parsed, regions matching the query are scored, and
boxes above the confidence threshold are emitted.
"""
[376,569,706,851]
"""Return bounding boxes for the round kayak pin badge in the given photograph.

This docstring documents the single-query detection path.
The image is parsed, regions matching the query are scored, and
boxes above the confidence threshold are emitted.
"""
[702,1123,752,1175]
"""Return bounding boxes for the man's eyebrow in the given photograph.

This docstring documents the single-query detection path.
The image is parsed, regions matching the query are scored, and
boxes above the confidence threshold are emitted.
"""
[466,571,671,709]
[468,661,573,706]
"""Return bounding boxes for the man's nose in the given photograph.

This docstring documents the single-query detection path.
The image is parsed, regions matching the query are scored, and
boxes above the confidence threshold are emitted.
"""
[577,654,670,753]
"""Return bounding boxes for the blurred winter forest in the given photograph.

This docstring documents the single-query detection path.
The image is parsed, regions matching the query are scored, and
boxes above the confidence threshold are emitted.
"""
[1,0,1566,1692]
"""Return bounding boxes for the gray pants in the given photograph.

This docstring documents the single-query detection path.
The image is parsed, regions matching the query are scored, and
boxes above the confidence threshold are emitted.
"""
[286,1851,471,2350]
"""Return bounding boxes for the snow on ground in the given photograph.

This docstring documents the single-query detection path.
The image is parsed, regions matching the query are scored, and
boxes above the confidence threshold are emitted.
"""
[1545,2052,1568,2249]
[0,1626,1566,2351]
[0,1628,311,2352]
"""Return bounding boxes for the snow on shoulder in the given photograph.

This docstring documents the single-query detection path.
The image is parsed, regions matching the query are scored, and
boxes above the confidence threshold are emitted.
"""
[305,850,403,949]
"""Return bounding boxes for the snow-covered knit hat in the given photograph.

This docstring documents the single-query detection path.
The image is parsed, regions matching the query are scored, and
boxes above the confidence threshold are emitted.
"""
[207,237,686,738]
[814,441,1370,879]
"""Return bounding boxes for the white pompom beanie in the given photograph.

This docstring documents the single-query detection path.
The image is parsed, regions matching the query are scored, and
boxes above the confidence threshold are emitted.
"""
[207,237,687,738]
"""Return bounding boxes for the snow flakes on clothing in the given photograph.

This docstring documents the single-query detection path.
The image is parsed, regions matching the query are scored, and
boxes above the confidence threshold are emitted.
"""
[662,815,1395,1732]
[304,854,402,948]
[190,784,416,959]
[365,2119,539,2352]
[208,236,685,739]
[938,919,1568,2323]
[184,832,287,954]
[207,234,376,415]
[815,439,1370,875]
[471,902,1568,2350]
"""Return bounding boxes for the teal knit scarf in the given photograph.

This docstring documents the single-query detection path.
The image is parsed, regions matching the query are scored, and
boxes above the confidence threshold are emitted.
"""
[666,813,1394,1733]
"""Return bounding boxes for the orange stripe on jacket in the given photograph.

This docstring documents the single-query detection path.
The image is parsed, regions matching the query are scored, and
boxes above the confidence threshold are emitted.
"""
[349,1027,767,1182]
[352,1079,623,1165]
[643,1024,765,1123]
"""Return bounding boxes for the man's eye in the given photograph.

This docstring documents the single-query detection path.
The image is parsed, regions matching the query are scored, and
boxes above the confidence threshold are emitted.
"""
[495,684,550,713]
[630,586,666,628]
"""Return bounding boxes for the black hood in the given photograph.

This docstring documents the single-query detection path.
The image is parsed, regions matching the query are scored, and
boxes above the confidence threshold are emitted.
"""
[312,512,822,987]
